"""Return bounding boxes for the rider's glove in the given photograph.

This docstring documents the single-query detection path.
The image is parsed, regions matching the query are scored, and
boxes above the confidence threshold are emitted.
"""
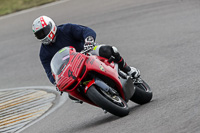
[84,36,95,51]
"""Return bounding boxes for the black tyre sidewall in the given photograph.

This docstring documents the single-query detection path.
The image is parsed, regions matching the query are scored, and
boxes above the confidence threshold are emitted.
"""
[131,80,153,105]
[86,85,129,117]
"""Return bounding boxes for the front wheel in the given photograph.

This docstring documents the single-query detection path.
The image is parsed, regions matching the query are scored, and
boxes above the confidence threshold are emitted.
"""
[130,79,153,105]
[86,85,129,117]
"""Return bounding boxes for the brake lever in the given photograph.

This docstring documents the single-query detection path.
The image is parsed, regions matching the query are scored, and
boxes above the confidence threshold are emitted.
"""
[80,47,93,54]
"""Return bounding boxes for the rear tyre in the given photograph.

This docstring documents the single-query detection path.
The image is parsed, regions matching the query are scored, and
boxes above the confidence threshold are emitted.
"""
[86,85,129,117]
[130,79,153,104]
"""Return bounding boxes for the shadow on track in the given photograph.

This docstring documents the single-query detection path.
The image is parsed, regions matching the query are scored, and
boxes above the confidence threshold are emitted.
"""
[64,114,119,133]
[63,100,156,133]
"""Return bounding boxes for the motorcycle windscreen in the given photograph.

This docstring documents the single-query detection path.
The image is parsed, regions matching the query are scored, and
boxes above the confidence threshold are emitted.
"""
[50,47,70,75]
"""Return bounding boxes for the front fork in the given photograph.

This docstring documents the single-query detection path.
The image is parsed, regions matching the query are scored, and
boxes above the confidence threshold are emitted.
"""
[84,78,119,97]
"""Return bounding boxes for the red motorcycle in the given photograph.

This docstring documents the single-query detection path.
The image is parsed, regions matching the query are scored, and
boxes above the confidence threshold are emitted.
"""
[51,46,152,117]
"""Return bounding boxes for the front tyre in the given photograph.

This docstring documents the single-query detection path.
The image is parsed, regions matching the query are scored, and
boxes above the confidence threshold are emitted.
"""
[131,79,153,105]
[86,85,129,117]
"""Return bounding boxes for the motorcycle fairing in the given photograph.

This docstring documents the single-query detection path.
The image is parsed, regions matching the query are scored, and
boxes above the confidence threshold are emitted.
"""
[119,77,135,102]
[85,55,125,99]
[51,47,87,91]
[51,47,134,103]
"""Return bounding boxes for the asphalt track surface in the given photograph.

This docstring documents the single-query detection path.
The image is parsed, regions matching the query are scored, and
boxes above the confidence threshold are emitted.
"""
[0,0,200,133]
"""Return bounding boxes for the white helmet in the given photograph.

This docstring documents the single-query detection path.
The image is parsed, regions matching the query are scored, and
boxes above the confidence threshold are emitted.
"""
[32,16,57,45]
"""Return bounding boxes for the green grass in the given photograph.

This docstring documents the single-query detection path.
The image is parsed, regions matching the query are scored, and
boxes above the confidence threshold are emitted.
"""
[0,0,56,16]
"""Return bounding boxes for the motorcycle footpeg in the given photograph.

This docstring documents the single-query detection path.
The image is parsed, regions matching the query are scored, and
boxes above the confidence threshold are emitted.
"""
[75,100,83,104]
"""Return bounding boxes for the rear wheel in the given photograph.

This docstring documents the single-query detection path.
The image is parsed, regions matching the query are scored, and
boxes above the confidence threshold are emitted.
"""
[86,85,129,117]
[130,79,153,104]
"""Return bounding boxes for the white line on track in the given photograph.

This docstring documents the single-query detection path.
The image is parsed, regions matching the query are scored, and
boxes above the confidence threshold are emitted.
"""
[0,86,68,133]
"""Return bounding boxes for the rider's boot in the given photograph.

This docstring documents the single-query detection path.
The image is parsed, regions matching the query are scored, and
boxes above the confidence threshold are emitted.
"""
[127,66,140,78]
[111,46,140,79]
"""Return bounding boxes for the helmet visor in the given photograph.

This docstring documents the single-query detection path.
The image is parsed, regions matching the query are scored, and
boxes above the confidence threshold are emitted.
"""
[34,23,51,39]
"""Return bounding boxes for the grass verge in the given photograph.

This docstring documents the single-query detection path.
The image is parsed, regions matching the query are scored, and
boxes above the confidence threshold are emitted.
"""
[0,0,57,16]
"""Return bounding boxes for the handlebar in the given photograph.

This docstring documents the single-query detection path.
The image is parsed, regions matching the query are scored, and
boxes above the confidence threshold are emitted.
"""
[80,47,93,54]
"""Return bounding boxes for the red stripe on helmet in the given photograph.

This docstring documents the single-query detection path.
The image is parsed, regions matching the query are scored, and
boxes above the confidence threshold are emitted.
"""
[53,26,56,31]
[48,31,55,39]
[40,17,47,27]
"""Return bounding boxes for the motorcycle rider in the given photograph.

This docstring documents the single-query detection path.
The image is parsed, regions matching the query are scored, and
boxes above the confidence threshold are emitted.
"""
[32,16,140,86]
